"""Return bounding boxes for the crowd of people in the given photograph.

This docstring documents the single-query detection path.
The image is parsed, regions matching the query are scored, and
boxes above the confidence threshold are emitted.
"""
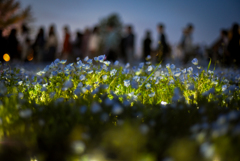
[0,22,239,67]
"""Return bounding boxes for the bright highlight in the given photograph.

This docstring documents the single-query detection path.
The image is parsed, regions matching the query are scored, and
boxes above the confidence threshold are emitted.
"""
[3,53,10,62]
[27,53,34,61]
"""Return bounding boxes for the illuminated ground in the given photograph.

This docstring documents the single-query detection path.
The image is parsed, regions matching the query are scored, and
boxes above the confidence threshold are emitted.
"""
[0,56,240,161]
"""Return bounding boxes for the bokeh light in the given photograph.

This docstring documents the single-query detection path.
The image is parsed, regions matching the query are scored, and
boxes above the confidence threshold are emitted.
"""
[27,53,34,61]
[3,53,10,62]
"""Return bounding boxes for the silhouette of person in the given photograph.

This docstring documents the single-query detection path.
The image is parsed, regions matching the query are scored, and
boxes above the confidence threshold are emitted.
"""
[33,27,45,63]
[88,26,101,58]
[0,29,7,62]
[81,28,90,58]
[72,31,83,60]
[228,23,240,66]
[210,29,228,65]
[124,25,135,64]
[157,24,169,63]
[180,24,195,64]
[62,26,71,60]
[143,30,152,62]
[6,28,20,61]
[18,24,30,62]
[46,25,58,62]
[120,30,127,64]
[105,23,119,62]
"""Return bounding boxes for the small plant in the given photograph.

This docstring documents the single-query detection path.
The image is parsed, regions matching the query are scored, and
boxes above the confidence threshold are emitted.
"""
[0,57,240,160]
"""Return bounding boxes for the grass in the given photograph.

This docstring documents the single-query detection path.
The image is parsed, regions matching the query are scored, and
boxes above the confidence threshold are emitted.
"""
[0,56,240,161]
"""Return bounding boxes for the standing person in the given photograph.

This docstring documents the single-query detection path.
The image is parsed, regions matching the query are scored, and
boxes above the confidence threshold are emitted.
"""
[156,24,170,63]
[45,25,58,62]
[6,28,20,61]
[88,26,101,58]
[72,31,83,60]
[0,29,7,62]
[119,31,127,64]
[61,26,71,61]
[228,23,240,66]
[210,29,229,65]
[81,28,90,58]
[143,30,152,62]
[124,25,135,64]
[105,23,119,62]
[18,24,30,62]
[180,24,195,64]
[33,27,45,63]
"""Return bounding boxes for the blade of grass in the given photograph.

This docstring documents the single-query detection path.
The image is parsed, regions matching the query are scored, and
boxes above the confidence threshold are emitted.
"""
[207,58,211,71]
[136,61,162,93]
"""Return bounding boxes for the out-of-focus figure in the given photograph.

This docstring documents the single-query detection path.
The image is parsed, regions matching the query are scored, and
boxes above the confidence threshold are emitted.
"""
[6,28,20,61]
[46,25,58,62]
[105,23,119,62]
[0,28,7,62]
[88,26,101,58]
[143,30,152,62]
[209,29,229,65]
[228,23,240,66]
[18,24,30,62]
[119,29,127,64]
[33,27,45,63]
[124,25,135,64]
[156,23,170,63]
[61,26,72,61]
[72,31,83,60]
[81,28,90,58]
[180,24,195,64]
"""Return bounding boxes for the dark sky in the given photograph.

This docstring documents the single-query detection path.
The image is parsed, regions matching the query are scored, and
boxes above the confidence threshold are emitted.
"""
[20,0,240,54]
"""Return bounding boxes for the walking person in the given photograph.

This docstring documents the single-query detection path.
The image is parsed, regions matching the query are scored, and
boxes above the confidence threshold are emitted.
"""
[88,26,101,58]
[210,29,229,65]
[227,23,240,66]
[33,27,45,63]
[45,25,58,62]
[61,26,72,61]
[6,28,20,62]
[81,28,90,58]
[156,23,170,63]
[180,24,195,64]
[105,23,119,62]
[119,31,127,64]
[18,24,30,62]
[143,30,152,62]
[72,31,83,60]
[124,25,135,65]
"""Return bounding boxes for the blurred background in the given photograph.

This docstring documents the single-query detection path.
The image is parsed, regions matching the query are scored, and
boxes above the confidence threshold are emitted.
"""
[1,0,240,67]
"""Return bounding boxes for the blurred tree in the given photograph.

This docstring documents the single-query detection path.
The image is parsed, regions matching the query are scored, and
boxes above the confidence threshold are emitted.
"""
[99,13,122,33]
[98,13,123,54]
[0,0,32,29]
